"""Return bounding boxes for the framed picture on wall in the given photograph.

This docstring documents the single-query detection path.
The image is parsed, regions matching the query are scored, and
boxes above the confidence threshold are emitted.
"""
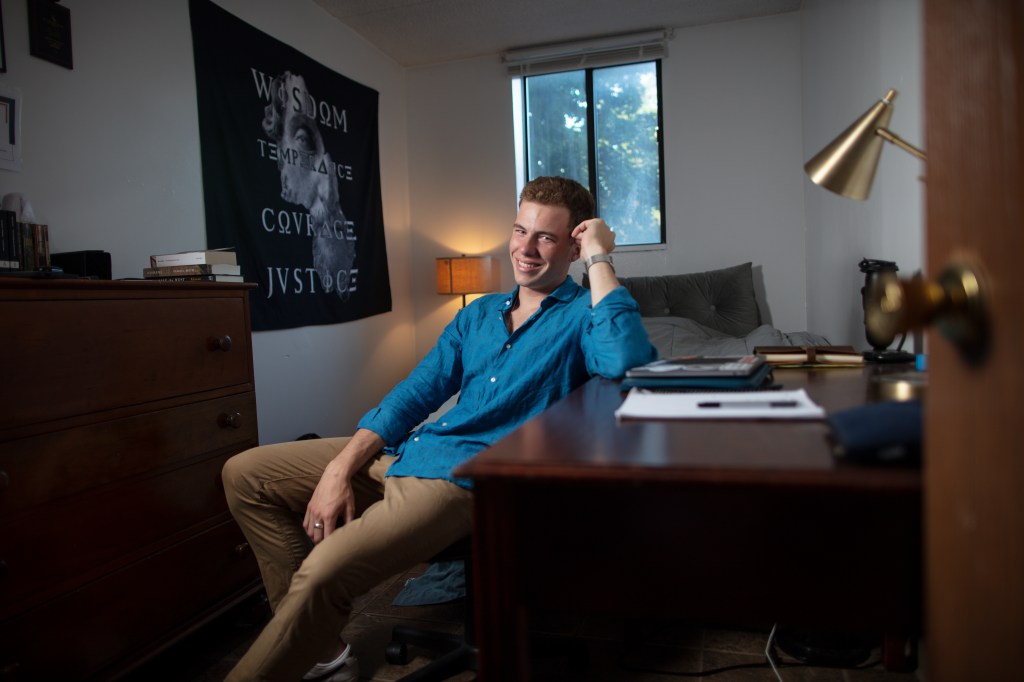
[0,83,22,172]
[1,0,7,73]
[28,0,73,70]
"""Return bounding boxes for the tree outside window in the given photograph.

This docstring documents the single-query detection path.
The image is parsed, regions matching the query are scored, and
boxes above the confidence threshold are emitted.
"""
[515,61,665,246]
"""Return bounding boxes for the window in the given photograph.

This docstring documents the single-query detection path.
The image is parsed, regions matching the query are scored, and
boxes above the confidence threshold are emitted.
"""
[512,60,666,246]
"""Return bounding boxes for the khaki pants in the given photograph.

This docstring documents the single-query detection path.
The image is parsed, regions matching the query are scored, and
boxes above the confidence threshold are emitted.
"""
[222,437,473,681]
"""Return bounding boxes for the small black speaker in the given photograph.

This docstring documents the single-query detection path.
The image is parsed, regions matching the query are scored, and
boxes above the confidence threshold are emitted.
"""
[50,250,112,279]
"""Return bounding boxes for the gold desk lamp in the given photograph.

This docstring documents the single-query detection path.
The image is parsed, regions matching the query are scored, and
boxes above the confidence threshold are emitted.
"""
[805,89,925,201]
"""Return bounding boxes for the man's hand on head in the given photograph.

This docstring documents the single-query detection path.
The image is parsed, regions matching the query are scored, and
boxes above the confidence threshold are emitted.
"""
[573,219,621,305]
[571,218,616,262]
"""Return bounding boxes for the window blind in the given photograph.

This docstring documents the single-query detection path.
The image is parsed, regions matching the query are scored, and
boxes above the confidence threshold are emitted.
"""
[502,29,672,77]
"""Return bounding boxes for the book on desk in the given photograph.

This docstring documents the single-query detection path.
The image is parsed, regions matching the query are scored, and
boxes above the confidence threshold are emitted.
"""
[754,345,864,367]
[621,355,773,390]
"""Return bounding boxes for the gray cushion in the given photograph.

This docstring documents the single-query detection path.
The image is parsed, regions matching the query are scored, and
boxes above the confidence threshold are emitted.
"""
[617,262,761,336]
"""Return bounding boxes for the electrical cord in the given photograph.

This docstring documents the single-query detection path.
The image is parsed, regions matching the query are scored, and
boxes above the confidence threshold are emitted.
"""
[766,623,784,681]
[617,657,794,678]
[615,623,884,679]
[617,653,884,679]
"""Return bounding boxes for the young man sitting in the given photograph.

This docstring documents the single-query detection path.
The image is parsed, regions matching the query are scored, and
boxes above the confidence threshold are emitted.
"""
[222,176,656,681]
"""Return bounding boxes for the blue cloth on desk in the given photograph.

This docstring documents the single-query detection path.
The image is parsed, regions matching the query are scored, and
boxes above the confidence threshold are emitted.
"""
[827,400,922,465]
[392,560,466,606]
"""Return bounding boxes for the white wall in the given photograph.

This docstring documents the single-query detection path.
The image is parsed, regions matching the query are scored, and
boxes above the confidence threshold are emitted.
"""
[658,14,807,332]
[405,57,521,360]
[801,0,924,349]
[0,0,417,444]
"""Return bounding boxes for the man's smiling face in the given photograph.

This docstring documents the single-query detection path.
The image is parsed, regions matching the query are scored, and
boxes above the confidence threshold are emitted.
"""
[509,201,581,295]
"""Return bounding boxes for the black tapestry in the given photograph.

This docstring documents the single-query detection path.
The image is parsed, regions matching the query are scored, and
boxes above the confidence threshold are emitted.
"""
[189,0,391,331]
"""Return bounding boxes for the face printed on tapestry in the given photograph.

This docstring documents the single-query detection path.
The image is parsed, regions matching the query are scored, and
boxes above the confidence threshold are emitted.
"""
[262,71,355,297]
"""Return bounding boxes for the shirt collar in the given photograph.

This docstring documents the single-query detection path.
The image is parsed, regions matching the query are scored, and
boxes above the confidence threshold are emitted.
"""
[497,276,579,312]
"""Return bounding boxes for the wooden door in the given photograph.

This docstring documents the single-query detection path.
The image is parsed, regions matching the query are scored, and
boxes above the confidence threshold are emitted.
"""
[924,1,1023,679]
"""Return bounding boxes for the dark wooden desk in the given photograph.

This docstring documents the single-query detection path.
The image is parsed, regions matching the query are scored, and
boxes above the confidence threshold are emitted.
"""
[455,367,921,681]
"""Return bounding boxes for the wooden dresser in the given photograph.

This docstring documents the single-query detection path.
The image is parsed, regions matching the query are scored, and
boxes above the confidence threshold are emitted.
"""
[0,279,262,681]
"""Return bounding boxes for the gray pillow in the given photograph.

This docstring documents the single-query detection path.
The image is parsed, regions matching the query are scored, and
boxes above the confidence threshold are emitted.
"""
[617,262,761,336]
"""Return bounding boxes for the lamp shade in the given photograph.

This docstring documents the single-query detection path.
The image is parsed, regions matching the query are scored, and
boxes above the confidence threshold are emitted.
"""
[436,256,496,301]
[804,90,898,200]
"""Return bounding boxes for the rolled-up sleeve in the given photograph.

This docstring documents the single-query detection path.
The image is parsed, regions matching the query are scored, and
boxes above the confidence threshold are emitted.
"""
[583,286,657,378]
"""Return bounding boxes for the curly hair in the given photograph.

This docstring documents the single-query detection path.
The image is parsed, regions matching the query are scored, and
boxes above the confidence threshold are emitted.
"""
[519,176,595,230]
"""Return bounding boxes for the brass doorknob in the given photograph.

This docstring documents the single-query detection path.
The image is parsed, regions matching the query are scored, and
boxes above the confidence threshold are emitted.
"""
[865,262,989,363]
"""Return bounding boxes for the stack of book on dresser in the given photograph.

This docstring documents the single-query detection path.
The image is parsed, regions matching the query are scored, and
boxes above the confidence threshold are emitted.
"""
[144,248,243,282]
[1,209,50,272]
[621,355,773,391]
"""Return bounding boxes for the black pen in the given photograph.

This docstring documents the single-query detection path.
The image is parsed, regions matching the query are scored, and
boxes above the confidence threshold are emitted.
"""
[697,400,799,408]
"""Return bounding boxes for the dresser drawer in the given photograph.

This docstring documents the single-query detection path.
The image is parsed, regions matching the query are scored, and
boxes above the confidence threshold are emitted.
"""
[0,392,257,513]
[1,296,252,431]
[0,518,261,681]
[0,449,251,619]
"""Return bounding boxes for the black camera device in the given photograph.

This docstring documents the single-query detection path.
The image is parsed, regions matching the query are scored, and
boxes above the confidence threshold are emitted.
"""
[859,258,915,363]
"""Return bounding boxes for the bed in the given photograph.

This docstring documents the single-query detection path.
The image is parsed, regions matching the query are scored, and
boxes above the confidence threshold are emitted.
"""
[602,262,829,358]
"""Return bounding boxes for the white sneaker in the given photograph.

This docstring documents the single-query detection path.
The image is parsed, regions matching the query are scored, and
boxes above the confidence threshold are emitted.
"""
[303,644,358,681]
[317,657,357,682]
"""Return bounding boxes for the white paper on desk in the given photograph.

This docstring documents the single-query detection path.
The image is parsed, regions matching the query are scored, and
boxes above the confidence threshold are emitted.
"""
[614,388,826,420]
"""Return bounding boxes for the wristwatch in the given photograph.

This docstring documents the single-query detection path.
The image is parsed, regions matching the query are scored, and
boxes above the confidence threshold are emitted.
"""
[584,253,615,272]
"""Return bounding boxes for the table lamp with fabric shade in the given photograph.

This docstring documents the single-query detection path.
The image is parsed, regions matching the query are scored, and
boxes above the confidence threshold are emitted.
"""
[436,255,497,307]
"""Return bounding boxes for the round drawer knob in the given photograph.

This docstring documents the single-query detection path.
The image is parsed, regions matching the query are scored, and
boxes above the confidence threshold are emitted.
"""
[234,542,251,557]
[210,335,233,352]
[219,412,242,429]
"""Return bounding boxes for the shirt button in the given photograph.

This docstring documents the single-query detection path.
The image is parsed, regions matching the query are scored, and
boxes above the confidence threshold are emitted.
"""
[490,377,497,383]
[441,422,448,426]
[505,343,511,349]
[413,436,420,442]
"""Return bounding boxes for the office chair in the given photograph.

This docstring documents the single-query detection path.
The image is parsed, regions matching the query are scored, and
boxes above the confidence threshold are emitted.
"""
[385,536,477,681]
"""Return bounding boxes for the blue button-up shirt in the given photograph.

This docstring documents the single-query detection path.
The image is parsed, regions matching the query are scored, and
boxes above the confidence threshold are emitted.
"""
[358,276,656,488]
